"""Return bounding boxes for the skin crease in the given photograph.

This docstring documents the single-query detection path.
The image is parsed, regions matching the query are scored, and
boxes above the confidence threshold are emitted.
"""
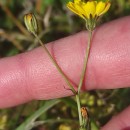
[0,16,130,129]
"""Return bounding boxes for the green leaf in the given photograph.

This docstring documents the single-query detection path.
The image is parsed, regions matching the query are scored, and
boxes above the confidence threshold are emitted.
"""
[16,99,60,130]
[91,120,99,130]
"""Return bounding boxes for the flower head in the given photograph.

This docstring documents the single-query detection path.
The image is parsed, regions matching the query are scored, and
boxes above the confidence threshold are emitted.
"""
[67,0,111,30]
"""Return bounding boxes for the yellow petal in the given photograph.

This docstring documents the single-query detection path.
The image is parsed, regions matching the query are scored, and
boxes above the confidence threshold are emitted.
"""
[67,2,85,19]
[95,1,106,16]
[74,0,81,4]
[67,2,79,15]
[100,2,111,15]
[83,1,96,19]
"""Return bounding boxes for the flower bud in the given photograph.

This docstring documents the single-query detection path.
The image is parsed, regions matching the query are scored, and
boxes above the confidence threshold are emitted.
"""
[24,13,38,34]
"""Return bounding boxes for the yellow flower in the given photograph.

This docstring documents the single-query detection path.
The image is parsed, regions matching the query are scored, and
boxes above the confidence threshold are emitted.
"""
[67,0,111,19]
[67,0,111,30]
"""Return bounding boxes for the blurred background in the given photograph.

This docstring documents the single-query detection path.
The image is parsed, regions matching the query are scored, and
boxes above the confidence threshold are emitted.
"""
[0,0,130,130]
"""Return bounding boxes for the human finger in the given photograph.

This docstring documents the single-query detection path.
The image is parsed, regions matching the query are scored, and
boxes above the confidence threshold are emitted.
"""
[101,106,130,130]
[0,16,130,108]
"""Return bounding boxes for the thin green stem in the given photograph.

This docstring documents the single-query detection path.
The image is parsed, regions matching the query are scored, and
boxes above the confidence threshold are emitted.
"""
[33,33,77,95]
[76,94,82,127]
[78,31,93,94]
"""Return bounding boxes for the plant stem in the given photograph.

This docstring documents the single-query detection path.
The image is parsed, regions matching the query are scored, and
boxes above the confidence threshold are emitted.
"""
[78,31,93,94]
[33,33,77,95]
[76,94,82,127]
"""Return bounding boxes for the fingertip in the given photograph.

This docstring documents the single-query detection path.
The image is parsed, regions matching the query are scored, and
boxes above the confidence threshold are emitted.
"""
[101,106,130,130]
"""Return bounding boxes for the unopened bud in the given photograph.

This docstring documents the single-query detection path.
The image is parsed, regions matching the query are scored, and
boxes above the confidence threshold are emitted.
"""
[24,13,38,34]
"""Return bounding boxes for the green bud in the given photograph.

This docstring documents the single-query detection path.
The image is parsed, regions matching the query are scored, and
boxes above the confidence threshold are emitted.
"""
[24,13,38,34]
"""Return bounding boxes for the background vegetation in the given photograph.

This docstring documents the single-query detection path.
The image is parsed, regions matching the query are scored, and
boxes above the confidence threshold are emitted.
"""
[0,0,130,130]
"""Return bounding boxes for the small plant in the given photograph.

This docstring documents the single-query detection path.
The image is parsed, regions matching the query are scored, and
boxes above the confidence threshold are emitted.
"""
[24,0,111,129]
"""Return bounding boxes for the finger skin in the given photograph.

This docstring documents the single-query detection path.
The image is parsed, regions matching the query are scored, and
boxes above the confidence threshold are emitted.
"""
[101,106,130,130]
[0,16,130,108]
